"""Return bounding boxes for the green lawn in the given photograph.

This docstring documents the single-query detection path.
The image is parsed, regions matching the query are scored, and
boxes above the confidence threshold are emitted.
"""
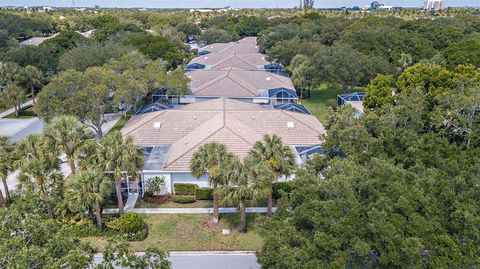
[85,214,264,252]
[107,116,131,134]
[301,84,365,123]
[3,106,37,119]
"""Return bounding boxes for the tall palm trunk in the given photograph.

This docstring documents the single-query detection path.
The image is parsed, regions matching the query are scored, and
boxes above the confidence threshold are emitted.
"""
[239,199,247,233]
[0,188,4,207]
[2,178,10,203]
[212,182,219,223]
[95,200,103,228]
[115,179,124,215]
[67,156,76,175]
[15,102,19,118]
[267,181,273,217]
[31,85,35,104]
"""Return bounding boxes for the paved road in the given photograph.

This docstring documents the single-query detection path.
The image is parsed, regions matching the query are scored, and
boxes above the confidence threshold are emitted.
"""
[92,252,261,269]
[104,207,277,214]
[169,252,260,269]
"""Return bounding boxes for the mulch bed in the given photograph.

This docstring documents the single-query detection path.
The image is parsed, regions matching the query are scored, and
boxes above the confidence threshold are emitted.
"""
[143,195,171,204]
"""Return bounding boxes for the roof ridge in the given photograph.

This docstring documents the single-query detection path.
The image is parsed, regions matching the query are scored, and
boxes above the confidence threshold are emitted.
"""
[193,71,229,94]
[211,54,235,68]
[233,54,258,69]
[164,114,224,169]
[227,72,257,95]
[122,111,166,136]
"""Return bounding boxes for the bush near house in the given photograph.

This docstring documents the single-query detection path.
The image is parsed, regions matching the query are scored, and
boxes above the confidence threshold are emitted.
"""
[174,183,198,196]
[195,187,213,200]
[272,182,293,199]
[172,195,196,204]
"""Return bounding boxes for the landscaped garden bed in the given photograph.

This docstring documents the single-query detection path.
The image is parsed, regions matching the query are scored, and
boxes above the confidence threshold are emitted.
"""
[84,213,264,252]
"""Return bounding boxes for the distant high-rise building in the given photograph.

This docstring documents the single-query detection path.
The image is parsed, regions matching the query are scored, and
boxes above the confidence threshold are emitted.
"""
[424,0,444,10]
[302,0,314,9]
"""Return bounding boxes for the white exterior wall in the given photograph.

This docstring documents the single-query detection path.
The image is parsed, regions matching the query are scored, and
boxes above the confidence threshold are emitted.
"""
[142,171,209,194]
[171,172,209,193]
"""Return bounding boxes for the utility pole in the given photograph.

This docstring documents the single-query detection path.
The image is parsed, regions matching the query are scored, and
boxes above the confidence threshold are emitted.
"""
[72,0,75,8]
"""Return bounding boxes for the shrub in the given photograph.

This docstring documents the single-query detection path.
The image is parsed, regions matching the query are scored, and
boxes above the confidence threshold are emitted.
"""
[196,187,213,200]
[106,212,144,234]
[172,195,196,204]
[272,182,293,199]
[145,176,165,196]
[174,183,198,196]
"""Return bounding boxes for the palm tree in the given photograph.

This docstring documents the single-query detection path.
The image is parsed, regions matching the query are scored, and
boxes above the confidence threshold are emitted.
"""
[4,84,27,118]
[0,136,14,203]
[20,65,43,104]
[65,170,112,228]
[190,142,232,224]
[217,155,270,233]
[15,134,63,199]
[44,115,94,174]
[249,134,296,217]
[94,131,144,215]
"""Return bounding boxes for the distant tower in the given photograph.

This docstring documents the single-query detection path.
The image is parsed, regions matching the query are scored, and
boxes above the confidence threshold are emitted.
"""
[424,0,444,10]
[299,0,303,9]
[72,0,75,8]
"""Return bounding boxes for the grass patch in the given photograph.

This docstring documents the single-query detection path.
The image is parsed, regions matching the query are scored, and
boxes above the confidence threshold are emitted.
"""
[3,106,37,119]
[301,84,364,123]
[84,214,264,251]
[108,116,131,134]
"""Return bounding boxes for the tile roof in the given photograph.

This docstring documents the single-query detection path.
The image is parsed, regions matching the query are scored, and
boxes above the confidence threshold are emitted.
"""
[187,69,294,97]
[198,37,259,54]
[122,98,325,171]
[188,52,269,71]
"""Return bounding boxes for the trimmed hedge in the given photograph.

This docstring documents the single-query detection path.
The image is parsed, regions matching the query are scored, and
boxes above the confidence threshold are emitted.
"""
[196,187,213,200]
[174,183,198,195]
[172,195,196,204]
[272,181,293,199]
[106,212,144,234]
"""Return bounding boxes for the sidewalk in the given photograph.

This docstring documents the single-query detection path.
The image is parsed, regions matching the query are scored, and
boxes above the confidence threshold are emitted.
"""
[104,207,277,214]
[0,100,33,118]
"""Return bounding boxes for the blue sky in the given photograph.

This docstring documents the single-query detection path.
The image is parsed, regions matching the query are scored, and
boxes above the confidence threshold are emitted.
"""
[1,0,479,8]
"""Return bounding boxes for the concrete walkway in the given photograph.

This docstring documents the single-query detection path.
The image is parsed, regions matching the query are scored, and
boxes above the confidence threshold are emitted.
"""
[104,207,277,214]
[0,100,33,118]
[123,194,138,212]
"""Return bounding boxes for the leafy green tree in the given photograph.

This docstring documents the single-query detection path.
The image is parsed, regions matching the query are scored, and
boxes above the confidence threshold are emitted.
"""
[94,131,144,215]
[97,238,170,269]
[190,142,232,224]
[0,136,14,204]
[363,74,396,110]
[175,22,201,37]
[249,134,296,217]
[36,68,112,138]
[199,28,237,44]
[126,34,184,69]
[0,198,95,268]
[443,36,480,69]
[233,16,268,37]
[3,85,27,118]
[65,170,112,228]
[41,30,87,51]
[58,41,132,72]
[217,155,270,232]
[43,115,94,174]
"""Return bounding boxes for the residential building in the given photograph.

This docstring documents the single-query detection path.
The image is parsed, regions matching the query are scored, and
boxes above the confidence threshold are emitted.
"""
[424,0,444,10]
[122,98,325,195]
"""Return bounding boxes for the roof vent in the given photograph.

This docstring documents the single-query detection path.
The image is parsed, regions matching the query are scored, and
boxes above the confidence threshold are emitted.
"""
[204,56,208,60]
[287,121,295,129]
[153,122,161,129]
[262,57,265,60]
[193,116,197,120]
[251,116,255,119]
[266,77,271,81]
